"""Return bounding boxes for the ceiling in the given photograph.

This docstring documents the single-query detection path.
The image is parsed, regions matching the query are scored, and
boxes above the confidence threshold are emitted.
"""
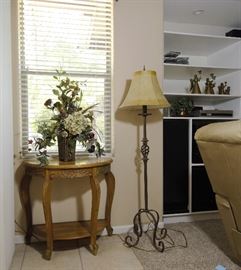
[164,0,241,28]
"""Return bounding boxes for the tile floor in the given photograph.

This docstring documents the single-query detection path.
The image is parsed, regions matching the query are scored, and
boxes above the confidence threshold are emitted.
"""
[10,235,144,270]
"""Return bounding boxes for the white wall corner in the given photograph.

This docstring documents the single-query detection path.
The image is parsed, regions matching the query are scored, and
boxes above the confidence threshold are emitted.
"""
[0,0,15,269]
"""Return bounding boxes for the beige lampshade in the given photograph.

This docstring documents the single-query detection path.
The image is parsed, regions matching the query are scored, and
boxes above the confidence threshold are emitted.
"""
[119,70,170,110]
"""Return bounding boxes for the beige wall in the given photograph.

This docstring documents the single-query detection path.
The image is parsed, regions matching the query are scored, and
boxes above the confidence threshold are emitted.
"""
[112,0,164,225]
[14,0,164,234]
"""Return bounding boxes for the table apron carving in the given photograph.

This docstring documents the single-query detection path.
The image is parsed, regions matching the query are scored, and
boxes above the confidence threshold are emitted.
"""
[49,168,93,179]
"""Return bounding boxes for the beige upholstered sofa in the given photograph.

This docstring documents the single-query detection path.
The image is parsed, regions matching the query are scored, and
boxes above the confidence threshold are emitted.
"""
[195,120,241,263]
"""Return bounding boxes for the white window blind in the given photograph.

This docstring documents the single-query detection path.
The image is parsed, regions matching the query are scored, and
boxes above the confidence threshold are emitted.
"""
[18,0,112,154]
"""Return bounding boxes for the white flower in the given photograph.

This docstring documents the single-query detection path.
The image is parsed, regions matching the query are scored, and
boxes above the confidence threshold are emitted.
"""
[64,111,91,136]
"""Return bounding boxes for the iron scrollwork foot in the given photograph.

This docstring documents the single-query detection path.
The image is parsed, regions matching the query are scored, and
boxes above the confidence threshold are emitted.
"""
[124,209,143,248]
[124,208,167,252]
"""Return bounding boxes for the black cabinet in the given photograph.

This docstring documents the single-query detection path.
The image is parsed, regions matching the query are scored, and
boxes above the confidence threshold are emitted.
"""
[192,166,217,212]
[163,118,225,215]
[163,119,189,214]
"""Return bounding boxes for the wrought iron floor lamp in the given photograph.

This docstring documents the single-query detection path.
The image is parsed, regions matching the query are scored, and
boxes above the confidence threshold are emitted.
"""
[119,70,170,251]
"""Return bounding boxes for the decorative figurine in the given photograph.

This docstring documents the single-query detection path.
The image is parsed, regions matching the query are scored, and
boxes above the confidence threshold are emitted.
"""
[218,81,231,95]
[218,82,225,94]
[226,86,231,95]
[204,73,216,94]
[190,70,202,94]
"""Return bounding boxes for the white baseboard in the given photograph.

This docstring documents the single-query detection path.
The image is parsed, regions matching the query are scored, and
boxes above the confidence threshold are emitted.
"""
[163,211,220,224]
[15,222,165,244]
[15,234,25,244]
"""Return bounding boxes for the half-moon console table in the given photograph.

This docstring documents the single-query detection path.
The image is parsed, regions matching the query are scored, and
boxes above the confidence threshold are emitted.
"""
[19,157,115,260]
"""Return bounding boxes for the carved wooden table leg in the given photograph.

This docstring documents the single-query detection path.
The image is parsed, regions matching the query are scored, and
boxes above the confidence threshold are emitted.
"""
[105,171,115,236]
[19,171,33,245]
[89,173,101,255]
[42,170,53,260]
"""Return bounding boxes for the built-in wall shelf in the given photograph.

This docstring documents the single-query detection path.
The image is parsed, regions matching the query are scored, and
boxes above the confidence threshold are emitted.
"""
[164,31,241,56]
[192,163,205,166]
[164,63,240,80]
[163,0,241,218]
[163,116,236,120]
[164,92,241,103]
[162,0,241,221]
[164,26,241,116]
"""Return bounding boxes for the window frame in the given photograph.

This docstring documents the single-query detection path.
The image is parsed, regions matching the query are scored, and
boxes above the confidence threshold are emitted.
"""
[18,0,113,156]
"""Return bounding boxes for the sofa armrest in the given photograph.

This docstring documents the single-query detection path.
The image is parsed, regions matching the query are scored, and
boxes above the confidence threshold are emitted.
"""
[195,120,241,144]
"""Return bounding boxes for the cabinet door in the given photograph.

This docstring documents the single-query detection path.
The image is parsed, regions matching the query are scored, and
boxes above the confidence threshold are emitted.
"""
[163,119,189,214]
[192,166,217,212]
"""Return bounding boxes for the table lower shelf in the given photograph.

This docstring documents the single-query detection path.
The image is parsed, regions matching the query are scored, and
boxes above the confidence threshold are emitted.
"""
[32,219,107,241]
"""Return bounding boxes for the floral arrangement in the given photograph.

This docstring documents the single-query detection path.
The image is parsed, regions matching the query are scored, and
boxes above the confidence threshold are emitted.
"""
[28,70,104,165]
[170,97,193,117]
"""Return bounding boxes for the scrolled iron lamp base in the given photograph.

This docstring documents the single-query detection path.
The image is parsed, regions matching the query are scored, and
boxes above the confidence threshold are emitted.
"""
[124,208,167,252]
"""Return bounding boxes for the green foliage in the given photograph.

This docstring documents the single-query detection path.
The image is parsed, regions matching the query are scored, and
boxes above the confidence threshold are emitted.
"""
[28,70,104,165]
[170,97,193,116]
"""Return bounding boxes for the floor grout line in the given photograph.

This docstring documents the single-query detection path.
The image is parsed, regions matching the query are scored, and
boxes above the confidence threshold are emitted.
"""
[19,244,27,270]
[14,237,145,270]
[78,242,85,270]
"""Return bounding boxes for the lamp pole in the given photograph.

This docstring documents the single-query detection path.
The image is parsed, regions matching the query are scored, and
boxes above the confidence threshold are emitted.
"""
[124,105,167,252]
[140,105,150,210]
